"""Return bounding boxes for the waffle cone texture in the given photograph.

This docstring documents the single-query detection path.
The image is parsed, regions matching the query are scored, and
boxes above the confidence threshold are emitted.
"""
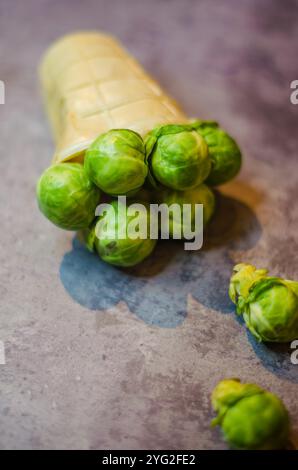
[40,31,187,163]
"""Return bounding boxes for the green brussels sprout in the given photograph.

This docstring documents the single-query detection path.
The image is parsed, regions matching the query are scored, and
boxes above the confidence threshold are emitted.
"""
[211,378,290,450]
[229,263,298,342]
[145,124,211,191]
[92,199,156,267]
[84,129,148,196]
[36,163,100,230]
[77,220,98,252]
[194,121,242,186]
[158,184,215,238]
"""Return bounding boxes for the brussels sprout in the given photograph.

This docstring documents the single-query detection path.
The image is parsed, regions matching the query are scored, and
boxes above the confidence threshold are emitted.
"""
[93,199,156,267]
[192,121,242,186]
[229,263,298,342]
[36,163,100,230]
[77,220,98,252]
[211,378,290,450]
[158,184,215,238]
[145,124,211,191]
[84,129,148,196]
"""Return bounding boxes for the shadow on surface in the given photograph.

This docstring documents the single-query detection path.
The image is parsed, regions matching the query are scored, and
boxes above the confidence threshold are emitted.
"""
[248,333,298,384]
[60,192,262,327]
[233,313,298,383]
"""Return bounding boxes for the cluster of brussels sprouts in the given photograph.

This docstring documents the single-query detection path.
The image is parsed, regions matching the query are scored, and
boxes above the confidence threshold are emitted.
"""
[37,121,242,267]
[36,122,297,449]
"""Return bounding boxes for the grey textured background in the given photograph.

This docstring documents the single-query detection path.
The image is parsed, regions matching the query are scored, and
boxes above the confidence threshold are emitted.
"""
[0,0,297,450]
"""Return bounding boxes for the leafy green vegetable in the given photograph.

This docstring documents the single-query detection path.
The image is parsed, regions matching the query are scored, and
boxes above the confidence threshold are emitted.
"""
[145,124,211,191]
[211,378,290,449]
[194,121,242,186]
[229,263,298,342]
[36,163,100,230]
[92,199,156,267]
[84,129,148,196]
[157,184,215,238]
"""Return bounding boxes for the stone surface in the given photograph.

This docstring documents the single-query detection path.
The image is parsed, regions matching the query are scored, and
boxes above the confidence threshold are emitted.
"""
[0,0,297,450]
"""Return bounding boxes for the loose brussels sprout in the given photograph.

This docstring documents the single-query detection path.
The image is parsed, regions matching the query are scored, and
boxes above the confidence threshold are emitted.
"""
[211,378,290,450]
[36,163,100,230]
[145,124,211,191]
[158,184,215,238]
[229,263,298,342]
[91,199,156,267]
[84,129,148,196]
[194,121,242,186]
